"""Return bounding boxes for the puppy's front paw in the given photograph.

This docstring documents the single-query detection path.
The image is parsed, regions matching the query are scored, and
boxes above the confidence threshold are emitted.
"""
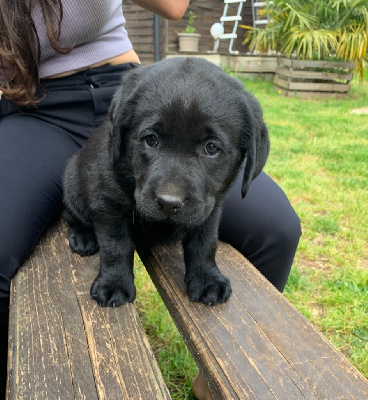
[185,271,232,306]
[90,275,136,307]
[69,227,99,256]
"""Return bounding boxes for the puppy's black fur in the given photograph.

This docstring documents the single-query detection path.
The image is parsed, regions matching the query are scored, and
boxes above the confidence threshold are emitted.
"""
[63,57,269,307]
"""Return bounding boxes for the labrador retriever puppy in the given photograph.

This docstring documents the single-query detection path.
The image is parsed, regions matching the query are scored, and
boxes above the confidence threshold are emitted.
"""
[63,57,269,307]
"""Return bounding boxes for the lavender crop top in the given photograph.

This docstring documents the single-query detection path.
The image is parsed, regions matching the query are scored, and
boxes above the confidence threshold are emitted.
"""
[1,0,132,81]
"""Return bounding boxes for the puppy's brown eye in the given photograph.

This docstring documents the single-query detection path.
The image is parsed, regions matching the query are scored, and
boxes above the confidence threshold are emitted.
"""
[145,134,158,148]
[204,142,219,156]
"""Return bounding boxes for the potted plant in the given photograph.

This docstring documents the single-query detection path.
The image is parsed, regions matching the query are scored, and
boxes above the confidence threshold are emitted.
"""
[241,0,368,96]
[177,11,201,52]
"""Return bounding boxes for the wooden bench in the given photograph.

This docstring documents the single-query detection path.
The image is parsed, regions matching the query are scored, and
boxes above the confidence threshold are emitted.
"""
[6,219,368,399]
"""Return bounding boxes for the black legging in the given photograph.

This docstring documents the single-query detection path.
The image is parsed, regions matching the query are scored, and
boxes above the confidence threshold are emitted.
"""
[0,63,301,396]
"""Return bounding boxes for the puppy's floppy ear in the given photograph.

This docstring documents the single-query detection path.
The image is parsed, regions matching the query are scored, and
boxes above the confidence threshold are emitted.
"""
[108,68,142,164]
[241,94,270,198]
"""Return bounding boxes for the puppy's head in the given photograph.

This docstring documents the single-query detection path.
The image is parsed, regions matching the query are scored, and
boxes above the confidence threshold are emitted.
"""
[109,58,269,226]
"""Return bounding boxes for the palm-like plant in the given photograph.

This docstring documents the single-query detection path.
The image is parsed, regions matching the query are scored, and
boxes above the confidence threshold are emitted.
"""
[242,0,368,78]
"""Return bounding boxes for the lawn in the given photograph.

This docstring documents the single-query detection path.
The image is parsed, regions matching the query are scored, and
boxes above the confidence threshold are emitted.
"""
[134,76,368,398]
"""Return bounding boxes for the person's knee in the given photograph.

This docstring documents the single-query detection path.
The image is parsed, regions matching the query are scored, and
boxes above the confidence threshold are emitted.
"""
[263,210,302,291]
[244,204,302,258]
[241,205,301,291]
[273,210,302,255]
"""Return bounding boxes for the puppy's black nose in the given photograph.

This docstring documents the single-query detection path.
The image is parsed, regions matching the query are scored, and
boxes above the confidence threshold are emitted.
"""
[157,194,183,215]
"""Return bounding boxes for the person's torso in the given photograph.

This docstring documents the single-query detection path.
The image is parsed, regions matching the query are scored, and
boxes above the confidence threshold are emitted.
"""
[0,0,132,81]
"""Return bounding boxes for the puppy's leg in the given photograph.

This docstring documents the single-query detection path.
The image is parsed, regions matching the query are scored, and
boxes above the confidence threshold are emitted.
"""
[90,216,136,307]
[183,208,232,306]
[63,209,99,256]
[63,155,99,256]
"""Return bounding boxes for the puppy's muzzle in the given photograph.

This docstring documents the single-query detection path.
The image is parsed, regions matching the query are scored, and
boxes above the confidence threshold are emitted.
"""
[156,194,183,215]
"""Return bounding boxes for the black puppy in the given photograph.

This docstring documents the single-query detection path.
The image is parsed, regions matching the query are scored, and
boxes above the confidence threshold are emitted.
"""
[63,57,269,307]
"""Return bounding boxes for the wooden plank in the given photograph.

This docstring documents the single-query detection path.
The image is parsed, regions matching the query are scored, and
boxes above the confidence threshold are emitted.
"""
[7,220,170,400]
[275,66,353,82]
[274,75,350,93]
[137,242,368,400]
[273,74,291,90]
[124,27,154,35]
[287,80,349,92]
[275,87,348,99]
[278,58,354,70]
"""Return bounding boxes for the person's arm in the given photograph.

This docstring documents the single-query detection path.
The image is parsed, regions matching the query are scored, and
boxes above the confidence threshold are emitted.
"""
[130,0,190,21]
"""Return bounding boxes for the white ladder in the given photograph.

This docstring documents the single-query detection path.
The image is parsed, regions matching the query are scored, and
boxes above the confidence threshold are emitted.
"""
[213,0,246,55]
[251,1,268,27]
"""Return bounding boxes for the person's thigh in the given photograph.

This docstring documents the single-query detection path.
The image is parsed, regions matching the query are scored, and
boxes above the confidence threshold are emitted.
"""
[0,114,80,310]
[219,170,302,292]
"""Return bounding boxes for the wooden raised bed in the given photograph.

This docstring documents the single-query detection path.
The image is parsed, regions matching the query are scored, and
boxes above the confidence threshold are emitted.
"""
[274,57,355,98]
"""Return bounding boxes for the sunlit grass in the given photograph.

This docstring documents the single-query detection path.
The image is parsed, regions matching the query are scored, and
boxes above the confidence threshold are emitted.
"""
[134,258,197,399]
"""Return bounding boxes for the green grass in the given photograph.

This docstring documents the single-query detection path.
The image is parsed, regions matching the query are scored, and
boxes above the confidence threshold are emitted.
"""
[134,77,368,398]
[134,260,197,399]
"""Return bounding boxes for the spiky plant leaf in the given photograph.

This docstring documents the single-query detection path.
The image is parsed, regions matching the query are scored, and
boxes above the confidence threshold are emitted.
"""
[241,0,368,78]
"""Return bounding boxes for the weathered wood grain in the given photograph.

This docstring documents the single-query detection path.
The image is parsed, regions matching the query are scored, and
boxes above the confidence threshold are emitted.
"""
[275,87,348,99]
[273,75,350,93]
[274,57,354,97]
[137,242,368,400]
[278,58,355,70]
[7,220,170,400]
[9,217,368,399]
[275,66,353,82]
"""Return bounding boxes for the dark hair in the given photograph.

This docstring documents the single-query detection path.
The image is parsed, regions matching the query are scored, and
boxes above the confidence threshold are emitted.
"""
[0,0,72,106]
